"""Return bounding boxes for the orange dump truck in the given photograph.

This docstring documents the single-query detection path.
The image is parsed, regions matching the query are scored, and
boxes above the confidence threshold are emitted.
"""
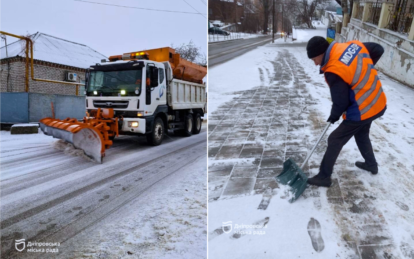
[40,47,207,163]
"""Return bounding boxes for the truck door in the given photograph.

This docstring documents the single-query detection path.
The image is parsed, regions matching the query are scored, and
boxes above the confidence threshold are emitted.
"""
[145,64,165,115]
[146,66,151,105]
[157,66,167,104]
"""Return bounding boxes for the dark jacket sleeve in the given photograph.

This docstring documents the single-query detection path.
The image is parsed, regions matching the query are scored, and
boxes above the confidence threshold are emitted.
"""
[325,72,350,120]
[363,42,384,65]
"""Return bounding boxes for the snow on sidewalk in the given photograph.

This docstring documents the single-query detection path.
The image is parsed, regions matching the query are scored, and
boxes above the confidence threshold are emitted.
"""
[208,30,414,258]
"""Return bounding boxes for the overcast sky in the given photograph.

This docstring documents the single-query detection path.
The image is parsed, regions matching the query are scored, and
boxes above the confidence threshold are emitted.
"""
[0,0,207,57]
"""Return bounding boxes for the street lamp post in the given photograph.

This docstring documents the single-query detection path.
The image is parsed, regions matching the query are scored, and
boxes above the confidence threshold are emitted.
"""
[272,0,275,43]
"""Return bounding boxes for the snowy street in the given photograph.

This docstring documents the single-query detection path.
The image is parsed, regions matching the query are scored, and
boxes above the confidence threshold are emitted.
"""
[208,35,273,67]
[0,127,207,258]
[208,28,414,258]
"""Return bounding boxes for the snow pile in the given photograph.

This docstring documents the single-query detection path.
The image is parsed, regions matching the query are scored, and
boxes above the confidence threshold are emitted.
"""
[52,139,95,162]
[11,123,39,128]
[277,183,295,202]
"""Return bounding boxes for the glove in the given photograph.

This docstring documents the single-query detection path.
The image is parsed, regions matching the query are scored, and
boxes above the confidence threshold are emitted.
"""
[327,115,339,124]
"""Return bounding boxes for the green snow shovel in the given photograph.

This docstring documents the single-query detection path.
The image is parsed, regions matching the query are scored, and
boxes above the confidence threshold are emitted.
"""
[276,123,331,203]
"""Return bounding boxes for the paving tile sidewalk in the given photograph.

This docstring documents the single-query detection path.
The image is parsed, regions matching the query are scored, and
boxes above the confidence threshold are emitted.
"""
[208,51,313,200]
[208,49,412,258]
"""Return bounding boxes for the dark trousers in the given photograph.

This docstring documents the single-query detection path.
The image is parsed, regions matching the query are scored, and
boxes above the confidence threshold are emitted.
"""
[320,121,377,178]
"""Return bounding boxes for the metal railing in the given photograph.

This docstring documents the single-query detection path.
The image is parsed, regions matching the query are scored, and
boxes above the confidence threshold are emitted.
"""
[386,1,414,35]
[208,32,245,42]
[367,1,382,25]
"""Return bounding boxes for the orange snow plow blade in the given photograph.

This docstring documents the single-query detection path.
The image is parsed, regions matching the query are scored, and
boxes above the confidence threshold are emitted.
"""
[39,108,118,163]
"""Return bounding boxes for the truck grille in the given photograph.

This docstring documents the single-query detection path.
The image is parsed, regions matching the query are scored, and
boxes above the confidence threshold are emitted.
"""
[93,101,129,109]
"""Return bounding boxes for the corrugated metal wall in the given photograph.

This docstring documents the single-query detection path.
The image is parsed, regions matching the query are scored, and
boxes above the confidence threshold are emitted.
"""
[1,93,85,123]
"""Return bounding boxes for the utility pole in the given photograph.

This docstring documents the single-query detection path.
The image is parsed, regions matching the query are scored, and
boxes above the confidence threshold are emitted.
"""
[282,1,284,33]
[272,0,275,43]
[234,0,238,33]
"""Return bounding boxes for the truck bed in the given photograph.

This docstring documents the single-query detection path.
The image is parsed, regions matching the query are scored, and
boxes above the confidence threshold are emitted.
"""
[168,79,206,111]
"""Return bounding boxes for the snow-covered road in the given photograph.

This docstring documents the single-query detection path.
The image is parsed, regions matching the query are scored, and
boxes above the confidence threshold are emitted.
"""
[0,127,207,258]
[208,29,414,258]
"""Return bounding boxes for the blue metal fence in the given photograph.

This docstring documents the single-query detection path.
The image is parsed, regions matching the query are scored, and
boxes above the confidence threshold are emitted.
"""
[1,93,85,123]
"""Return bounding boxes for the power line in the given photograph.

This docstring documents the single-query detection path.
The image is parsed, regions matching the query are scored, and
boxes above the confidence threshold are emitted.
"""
[200,0,207,6]
[182,0,206,18]
[74,0,207,15]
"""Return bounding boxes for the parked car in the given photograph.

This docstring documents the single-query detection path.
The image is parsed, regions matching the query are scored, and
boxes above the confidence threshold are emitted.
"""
[208,27,230,36]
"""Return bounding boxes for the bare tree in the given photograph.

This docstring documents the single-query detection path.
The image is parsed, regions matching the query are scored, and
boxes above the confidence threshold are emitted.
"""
[282,0,300,31]
[172,40,207,66]
[212,2,227,22]
[258,0,273,34]
[242,0,261,32]
[294,0,330,28]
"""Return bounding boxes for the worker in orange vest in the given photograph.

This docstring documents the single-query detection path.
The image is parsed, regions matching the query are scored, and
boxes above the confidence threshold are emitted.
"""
[306,36,386,187]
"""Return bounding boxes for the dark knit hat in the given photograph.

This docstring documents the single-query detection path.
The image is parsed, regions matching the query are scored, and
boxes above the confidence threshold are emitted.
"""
[306,36,330,59]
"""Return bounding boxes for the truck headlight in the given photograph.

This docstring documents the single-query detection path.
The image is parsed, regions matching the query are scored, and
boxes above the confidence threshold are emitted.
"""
[128,121,139,128]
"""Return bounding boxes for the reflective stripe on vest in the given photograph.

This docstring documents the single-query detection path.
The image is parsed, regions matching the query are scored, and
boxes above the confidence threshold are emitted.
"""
[351,53,371,86]
[360,87,383,115]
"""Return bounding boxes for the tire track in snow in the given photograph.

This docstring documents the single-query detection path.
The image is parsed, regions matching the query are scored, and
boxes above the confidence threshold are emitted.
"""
[0,138,205,230]
[1,136,206,258]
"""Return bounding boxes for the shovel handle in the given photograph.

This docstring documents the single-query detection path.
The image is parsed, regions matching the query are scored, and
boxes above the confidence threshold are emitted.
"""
[300,122,331,170]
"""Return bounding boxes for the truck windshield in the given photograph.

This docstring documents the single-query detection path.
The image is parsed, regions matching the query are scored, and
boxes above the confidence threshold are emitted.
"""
[87,69,142,96]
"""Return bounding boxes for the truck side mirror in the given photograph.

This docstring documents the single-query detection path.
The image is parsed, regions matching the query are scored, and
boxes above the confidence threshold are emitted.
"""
[150,67,159,87]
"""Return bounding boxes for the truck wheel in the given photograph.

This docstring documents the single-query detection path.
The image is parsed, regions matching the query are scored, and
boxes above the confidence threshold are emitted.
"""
[147,117,164,146]
[182,114,193,137]
[192,113,202,134]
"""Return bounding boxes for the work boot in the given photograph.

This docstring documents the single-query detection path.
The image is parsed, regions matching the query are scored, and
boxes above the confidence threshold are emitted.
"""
[307,174,332,187]
[355,161,378,175]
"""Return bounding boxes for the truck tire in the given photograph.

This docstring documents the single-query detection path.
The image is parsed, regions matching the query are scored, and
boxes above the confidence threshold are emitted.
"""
[182,114,193,137]
[147,117,164,146]
[192,113,202,134]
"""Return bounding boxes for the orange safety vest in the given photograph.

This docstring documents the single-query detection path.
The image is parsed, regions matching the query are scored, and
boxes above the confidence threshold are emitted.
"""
[321,40,386,121]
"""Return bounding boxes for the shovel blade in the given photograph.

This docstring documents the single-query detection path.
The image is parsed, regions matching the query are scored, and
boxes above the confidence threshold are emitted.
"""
[276,158,308,203]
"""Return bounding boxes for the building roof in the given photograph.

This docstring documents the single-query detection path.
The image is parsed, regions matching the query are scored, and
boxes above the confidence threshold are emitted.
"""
[220,0,243,6]
[0,32,107,69]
